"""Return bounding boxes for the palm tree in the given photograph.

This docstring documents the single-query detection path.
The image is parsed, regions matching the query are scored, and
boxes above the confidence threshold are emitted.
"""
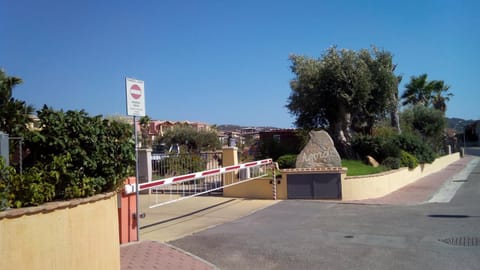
[0,69,22,103]
[401,74,433,106]
[431,81,453,113]
[401,73,452,113]
[139,115,152,148]
[0,69,34,136]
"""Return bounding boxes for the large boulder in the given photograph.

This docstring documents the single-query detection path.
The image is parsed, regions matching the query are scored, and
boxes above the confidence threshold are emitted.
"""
[295,130,342,168]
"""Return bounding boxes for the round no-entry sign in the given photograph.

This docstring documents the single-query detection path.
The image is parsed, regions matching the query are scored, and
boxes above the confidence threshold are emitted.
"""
[130,84,142,100]
[125,77,145,116]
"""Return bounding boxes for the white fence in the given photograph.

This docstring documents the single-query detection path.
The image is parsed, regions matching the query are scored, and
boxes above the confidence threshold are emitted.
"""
[125,159,273,208]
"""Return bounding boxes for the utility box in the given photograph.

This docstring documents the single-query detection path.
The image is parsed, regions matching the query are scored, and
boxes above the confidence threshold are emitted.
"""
[0,132,9,165]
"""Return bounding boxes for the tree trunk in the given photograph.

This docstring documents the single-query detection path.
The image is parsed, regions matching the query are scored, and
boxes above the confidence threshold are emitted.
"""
[390,91,401,134]
[330,110,354,159]
[390,108,401,134]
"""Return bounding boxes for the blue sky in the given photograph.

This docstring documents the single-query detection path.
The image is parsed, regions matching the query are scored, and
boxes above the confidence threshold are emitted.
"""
[2,0,479,128]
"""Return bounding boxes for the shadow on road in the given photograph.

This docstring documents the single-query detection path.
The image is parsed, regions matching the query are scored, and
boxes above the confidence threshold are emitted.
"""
[428,214,480,219]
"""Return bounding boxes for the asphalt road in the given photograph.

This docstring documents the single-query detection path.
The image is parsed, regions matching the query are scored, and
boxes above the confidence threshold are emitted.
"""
[171,154,480,270]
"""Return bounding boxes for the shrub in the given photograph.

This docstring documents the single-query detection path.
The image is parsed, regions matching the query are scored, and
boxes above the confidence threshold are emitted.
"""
[400,150,419,169]
[379,140,401,162]
[352,135,400,163]
[0,158,15,210]
[2,106,135,208]
[352,135,384,161]
[390,133,435,163]
[401,105,446,153]
[382,157,401,170]
[277,154,297,169]
[7,166,55,208]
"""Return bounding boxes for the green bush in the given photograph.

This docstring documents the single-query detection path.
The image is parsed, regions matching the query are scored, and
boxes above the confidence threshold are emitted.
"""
[380,140,401,161]
[0,158,15,210]
[382,157,401,169]
[352,135,400,163]
[354,133,435,166]
[400,150,419,169]
[1,106,135,208]
[390,134,435,163]
[402,105,446,153]
[277,154,297,169]
[352,135,384,161]
[7,166,55,208]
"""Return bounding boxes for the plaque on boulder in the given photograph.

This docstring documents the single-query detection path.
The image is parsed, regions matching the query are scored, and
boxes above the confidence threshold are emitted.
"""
[295,131,341,168]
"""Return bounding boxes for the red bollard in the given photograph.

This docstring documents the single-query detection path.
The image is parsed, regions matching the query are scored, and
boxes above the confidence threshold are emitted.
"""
[118,177,138,244]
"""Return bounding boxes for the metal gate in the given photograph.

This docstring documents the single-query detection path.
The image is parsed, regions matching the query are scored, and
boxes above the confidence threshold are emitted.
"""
[125,158,274,208]
[287,173,341,199]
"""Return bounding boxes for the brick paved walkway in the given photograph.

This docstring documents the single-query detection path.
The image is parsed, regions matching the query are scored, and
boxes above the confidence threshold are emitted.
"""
[120,241,217,270]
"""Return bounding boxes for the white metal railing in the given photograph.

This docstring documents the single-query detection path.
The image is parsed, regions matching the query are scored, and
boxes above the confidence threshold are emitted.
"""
[125,158,273,208]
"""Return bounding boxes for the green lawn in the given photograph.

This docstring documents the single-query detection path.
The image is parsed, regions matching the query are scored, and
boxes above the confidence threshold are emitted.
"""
[341,160,388,176]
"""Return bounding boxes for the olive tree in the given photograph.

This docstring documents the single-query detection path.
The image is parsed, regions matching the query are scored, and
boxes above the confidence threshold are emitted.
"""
[287,46,400,158]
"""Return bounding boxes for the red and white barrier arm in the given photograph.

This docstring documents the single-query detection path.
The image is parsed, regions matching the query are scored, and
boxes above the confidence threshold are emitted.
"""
[124,158,273,194]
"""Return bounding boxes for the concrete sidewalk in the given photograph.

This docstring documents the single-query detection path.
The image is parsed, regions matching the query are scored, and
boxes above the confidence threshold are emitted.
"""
[121,155,478,269]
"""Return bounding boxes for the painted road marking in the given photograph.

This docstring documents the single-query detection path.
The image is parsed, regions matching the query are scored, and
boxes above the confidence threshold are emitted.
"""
[429,158,480,203]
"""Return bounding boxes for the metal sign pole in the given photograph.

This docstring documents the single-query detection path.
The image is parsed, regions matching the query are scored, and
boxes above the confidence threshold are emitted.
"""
[125,77,145,242]
[133,115,140,241]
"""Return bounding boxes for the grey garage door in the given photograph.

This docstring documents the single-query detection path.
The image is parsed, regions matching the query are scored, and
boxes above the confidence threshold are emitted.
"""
[287,173,341,199]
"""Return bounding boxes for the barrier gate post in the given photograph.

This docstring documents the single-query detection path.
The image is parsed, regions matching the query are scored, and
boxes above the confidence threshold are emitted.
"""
[118,177,138,244]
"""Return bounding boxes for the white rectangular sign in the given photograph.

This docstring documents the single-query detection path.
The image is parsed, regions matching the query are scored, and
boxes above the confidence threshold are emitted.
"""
[125,77,146,116]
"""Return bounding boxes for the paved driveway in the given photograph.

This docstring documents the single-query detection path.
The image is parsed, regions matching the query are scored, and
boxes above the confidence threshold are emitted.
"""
[171,159,480,270]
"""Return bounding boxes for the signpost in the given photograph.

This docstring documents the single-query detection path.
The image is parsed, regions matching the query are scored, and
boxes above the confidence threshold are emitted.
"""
[125,77,145,241]
[126,78,145,117]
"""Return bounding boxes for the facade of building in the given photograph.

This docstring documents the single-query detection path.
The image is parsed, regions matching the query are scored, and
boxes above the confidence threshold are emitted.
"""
[465,121,480,146]
[257,129,303,160]
[141,120,212,146]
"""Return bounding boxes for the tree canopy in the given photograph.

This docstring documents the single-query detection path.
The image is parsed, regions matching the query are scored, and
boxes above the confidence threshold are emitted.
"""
[287,46,400,157]
[401,73,452,113]
[156,124,220,152]
[0,69,34,136]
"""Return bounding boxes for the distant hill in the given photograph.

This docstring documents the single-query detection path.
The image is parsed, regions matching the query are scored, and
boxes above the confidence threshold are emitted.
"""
[446,117,476,131]
[217,119,476,133]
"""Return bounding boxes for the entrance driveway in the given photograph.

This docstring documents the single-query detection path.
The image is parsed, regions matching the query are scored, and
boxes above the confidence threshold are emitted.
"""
[170,157,480,270]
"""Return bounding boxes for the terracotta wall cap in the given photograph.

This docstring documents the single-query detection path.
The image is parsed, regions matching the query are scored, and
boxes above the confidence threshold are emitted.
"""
[0,191,117,219]
[281,167,347,173]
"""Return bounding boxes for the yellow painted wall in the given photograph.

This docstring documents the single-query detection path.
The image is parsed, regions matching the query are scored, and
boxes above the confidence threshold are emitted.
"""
[222,147,239,185]
[341,153,461,200]
[0,193,120,270]
[222,147,238,166]
[224,177,287,200]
